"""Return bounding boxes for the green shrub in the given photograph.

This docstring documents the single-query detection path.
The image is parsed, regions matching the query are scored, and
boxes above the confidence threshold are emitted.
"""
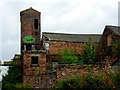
[35,67,42,75]
[54,71,119,88]
[59,49,78,64]
[15,83,31,88]
[81,37,97,64]
[108,72,120,88]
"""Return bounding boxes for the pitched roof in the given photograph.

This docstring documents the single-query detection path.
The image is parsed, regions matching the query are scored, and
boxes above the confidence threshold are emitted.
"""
[43,32,101,43]
[20,7,40,14]
[106,25,120,35]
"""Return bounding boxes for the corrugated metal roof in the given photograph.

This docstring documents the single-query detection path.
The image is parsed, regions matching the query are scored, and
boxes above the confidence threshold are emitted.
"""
[43,32,101,43]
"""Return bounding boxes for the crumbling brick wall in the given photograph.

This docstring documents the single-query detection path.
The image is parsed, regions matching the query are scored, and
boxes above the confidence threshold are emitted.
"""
[57,65,100,81]
[23,72,57,88]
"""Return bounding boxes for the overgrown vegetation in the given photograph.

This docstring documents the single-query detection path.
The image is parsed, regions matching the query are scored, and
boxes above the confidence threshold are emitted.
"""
[2,61,21,89]
[59,49,81,64]
[2,59,31,89]
[81,38,97,64]
[54,70,120,88]
[15,83,31,88]
[58,38,97,65]
[35,66,43,75]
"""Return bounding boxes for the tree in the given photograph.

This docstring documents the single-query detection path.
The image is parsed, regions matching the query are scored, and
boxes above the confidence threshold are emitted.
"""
[81,38,97,64]
[2,60,21,89]
[59,49,78,64]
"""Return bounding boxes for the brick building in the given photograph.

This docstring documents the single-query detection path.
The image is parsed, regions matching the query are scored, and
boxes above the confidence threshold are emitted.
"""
[19,7,102,88]
[97,25,120,65]
[18,7,120,88]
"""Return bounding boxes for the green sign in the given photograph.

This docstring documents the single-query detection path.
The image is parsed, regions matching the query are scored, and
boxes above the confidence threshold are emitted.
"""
[24,36,35,43]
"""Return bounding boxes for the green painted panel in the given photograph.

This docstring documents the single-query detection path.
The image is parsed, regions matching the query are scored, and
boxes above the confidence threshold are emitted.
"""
[24,36,35,43]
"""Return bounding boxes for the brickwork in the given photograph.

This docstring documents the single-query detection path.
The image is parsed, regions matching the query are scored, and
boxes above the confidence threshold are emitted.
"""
[44,41,84,55]
[23,72,57,88]
[107,35,112,46]
[57,65,100,81]
[96,27,120,61]
[23,51,46,76]
[19,8,120,88]
[20,8,41,51]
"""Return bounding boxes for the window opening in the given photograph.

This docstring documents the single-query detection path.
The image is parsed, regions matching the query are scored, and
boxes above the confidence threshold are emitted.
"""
[45,43,49,50]
[34,19,38,29]
[31,56,38,65]
[32,45,34,50]
[26,44,32,50]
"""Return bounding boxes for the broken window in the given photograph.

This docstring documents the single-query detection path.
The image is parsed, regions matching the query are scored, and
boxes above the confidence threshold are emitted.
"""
[31,56,38,65]
[34,19,38,29]
[45,43,49,50]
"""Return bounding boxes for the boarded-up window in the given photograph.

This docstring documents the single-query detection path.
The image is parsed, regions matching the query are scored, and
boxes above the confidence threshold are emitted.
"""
[107,35,112,46]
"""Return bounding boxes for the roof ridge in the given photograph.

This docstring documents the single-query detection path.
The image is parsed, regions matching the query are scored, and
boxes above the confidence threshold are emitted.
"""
[106,25,120,28]
[20,7,40,13]
[43,32,101,36]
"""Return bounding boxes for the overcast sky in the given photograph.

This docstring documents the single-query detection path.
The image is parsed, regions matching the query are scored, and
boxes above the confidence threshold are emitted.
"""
[0,0,119,62]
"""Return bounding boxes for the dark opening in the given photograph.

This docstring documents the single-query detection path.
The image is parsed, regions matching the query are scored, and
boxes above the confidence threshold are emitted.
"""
[31,56,38,65]
[108,46,112,56]
[35,32,38,35]
[21,45,24,51]
[26,44,31,50]
[34,19,38,29]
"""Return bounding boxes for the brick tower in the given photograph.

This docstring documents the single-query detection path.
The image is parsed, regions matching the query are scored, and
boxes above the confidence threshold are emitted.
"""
[20,7,41,52]
[20,8,47,88]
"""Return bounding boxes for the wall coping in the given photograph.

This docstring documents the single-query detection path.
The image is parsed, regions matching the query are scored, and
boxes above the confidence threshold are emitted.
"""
[23,50,46,54]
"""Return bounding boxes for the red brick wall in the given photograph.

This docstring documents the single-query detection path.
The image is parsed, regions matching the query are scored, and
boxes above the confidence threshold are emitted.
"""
[44,41,84,55]
[96,27,120,60]
[23,52,46,76]
[20,8,41,51]
[23,72,57,88]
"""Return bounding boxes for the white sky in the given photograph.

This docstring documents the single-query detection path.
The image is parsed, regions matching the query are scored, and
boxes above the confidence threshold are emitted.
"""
[0,0,120,62]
